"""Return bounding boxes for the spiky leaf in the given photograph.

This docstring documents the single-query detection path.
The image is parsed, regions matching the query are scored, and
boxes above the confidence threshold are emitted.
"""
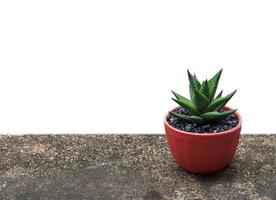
[208,69,223,101]
[192,89,210,111]
[215,90,223,99]
[169,112,204,123]
[200,109,237,121]
[170,69,237,125]
[204,90,237,112]
[187,70,200,91]
[200,80,209,99]
[193,74,201,89]
[189,85,195,102]
[172,98,199,115]
[217,109,237,120]
[171,90,186,101]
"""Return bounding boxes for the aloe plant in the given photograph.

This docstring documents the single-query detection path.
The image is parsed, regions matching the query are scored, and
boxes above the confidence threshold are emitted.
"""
[170,69,237,123]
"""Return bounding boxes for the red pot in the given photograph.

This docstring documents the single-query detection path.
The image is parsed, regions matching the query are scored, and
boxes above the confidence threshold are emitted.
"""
[164,106,242,174]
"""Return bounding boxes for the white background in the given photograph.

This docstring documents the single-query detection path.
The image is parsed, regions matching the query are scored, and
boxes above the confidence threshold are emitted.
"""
[0,1,275,134]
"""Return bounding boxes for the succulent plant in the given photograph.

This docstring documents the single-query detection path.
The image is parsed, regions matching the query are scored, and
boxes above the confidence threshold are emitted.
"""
[170,69,237,123]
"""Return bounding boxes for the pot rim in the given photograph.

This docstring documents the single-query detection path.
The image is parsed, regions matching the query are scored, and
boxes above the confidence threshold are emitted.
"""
[164,106,242,137]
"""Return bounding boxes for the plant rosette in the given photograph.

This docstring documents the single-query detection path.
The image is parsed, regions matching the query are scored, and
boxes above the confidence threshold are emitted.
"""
[164,69,242,174]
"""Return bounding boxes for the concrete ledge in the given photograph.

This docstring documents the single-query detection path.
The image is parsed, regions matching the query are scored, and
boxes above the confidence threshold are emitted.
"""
[0,135,275,200]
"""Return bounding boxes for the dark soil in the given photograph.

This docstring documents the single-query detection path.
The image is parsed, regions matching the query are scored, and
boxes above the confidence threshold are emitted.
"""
[167,107,239,134]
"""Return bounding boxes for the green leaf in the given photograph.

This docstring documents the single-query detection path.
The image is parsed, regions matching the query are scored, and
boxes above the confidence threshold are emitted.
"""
[169,112,204,123]
[169,112,190,122]
[172,98,199,115]
[187,71,201,102]
[193,89,210,111]
[216,90,237,111]
[200,111,221,120]
[208,69,223,101]
[189,85,195,102]
[189,115,204,123]
[193,74,201,89]
[204,90,237,112]
[171,90,186,101]
[187,70,200,91]
[218,109,237,120]
[200,80,209,99]
[201,109,237,121]
[215,90,223,99]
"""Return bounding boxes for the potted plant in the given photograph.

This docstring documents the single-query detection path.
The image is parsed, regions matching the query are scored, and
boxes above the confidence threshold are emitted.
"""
[164,69,242,174]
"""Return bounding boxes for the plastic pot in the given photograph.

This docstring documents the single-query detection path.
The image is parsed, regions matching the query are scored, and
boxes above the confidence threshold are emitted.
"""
[164,106,242,174]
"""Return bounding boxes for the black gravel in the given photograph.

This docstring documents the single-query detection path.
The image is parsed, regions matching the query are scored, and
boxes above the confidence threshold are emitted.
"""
[167,107,239,134]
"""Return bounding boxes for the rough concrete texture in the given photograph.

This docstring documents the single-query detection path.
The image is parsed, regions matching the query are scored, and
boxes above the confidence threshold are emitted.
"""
[0,134,275,200]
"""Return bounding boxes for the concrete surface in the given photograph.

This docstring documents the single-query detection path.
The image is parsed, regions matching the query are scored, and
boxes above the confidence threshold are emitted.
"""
[0,134,275,200]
